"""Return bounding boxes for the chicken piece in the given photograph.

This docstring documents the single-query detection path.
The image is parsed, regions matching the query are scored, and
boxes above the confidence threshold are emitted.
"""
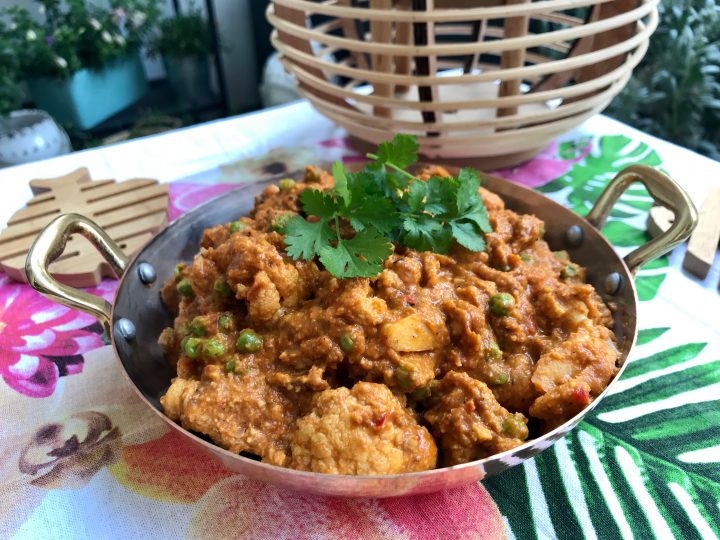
[424,371,528,466]
[529,379,593,429]
[529,321,618,428]
[161,366,296,466]
[531,321,618,396]
[290,382,437,474]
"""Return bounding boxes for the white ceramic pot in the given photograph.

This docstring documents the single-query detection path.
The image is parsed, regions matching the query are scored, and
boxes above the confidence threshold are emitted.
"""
[0,109,71,167]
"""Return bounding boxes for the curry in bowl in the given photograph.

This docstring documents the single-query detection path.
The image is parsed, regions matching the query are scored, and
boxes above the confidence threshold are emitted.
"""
[157,137,618,475]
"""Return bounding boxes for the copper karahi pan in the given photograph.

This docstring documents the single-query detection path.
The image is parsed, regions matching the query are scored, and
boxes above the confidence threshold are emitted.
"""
[26,165,697,498]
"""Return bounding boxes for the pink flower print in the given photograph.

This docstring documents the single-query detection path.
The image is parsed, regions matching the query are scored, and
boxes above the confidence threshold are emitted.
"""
[0,276,105,398]
[492,140,591,188]
[168,182,240,221]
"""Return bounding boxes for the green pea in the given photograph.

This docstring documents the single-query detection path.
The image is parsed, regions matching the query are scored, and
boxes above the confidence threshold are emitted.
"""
[236,329,263,353]
[176,279,193,297]
[174,263,186,279]
[271,214,289,233]
[279,178,296,190]
[395,366,413,390]
[226,359,236,373]
[229,221,245,233]
[214,278,233,298]
[520,252,533,263]
[486,343,503,362]
[489,293,515,317]
[204,338,226,359]
[561,265,578,280]
[218,313,234,333]
[410,385,431,401]
[488,365,509,386]
[183,337,202,359]
[502,414,529,440]
[188,318,206,337]
[339,334,354,352]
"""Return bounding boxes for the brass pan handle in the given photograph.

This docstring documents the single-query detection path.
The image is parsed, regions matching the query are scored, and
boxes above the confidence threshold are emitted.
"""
[25,213,128,333]
[586,165,698,274]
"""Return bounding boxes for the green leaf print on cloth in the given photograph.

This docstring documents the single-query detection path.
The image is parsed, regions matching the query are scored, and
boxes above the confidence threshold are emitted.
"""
[539,135,669,302]
[484,328,720,540]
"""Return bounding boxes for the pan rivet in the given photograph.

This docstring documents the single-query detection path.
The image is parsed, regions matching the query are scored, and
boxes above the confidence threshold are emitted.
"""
[605,272,623,295]
[114,318,136,341]
[565,225,584,247]
[137,262,157,285]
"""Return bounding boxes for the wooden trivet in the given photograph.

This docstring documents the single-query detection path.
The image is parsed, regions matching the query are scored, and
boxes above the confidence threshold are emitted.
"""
[647,188,720,281]
[683,188,720,279]
[0,168,168,287]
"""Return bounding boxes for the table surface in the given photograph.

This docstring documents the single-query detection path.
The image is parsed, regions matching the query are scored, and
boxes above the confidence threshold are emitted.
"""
[0,101,718,540]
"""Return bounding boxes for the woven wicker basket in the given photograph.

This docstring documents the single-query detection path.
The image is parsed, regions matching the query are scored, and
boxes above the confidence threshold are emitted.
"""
[267,0,659,168]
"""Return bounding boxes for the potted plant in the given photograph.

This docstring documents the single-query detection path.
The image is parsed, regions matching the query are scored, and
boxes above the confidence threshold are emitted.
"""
[4,0,160,130]
[150,5,216,106]
[0,18,70,167]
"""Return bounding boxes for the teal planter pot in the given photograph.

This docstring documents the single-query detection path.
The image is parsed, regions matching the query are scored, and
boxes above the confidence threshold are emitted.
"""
[27,55,148,130]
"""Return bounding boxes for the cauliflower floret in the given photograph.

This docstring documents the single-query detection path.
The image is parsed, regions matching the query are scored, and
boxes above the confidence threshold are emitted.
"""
[290,382,437,474]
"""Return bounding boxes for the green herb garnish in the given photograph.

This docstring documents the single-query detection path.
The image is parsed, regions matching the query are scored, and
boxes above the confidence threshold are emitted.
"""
[281,134,492,278]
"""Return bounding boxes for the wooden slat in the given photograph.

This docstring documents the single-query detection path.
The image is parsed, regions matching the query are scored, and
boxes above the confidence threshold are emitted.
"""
[395,0,414,93]
[683,188,720,279]
[94,200,169,231]
[499,0,531,118]
[370,0,394,117]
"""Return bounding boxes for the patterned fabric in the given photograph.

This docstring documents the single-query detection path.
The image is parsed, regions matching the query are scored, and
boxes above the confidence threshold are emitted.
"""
[0,133,717,539]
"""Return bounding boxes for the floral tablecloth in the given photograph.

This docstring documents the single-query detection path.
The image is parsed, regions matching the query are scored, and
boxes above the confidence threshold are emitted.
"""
[1,102,718,539]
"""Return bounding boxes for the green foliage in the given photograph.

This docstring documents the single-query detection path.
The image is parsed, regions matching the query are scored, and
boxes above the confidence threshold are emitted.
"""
[539,135,671,301]
[0,19,24,117]
[607,0,720,160]
[1,0,160,79]
[150,5,214,58]
[485,329,720,539]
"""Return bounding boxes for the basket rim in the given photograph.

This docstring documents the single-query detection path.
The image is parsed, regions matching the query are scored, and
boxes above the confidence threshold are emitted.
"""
[268,0,657,56]
[273,0,616,23]
[270,10,656,87]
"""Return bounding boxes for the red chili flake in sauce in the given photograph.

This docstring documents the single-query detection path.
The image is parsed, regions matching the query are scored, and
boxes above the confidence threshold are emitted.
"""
[572,386,590,406]
[405,295,416,306]
[374,412,388,428]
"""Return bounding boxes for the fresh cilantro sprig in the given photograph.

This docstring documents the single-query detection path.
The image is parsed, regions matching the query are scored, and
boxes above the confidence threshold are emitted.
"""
[281,134,492,278]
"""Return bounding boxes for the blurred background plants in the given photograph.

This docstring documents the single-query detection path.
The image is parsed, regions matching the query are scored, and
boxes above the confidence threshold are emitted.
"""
[2,0,160,80]
[150,3,213,59]
[0,20,24,119]
[607,0,720,160]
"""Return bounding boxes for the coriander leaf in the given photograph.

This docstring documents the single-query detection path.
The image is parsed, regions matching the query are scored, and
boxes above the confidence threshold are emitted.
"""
[407,180,427,212]
[347,198,398,234]
[461,204,492,234]
[332,161,351,205]
[375,134,419,169]
[347,169,386,199]
[450,221,486,251]
[456,168,481,213]
[424,177,456,216]
[402,215,452,253]
[283,215,333,261]
[318,227,392,278]
[387,170,412,193]
[300,189,337,219]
